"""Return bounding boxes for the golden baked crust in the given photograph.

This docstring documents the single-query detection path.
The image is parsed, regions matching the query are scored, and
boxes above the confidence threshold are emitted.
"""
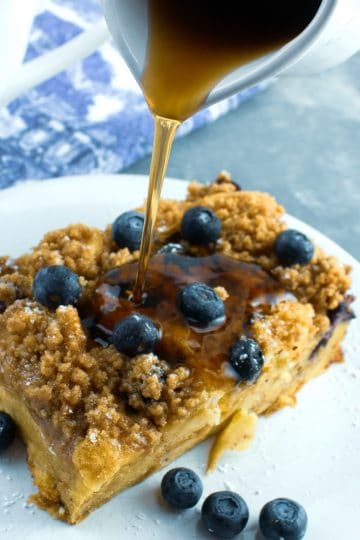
[0,173,353,523]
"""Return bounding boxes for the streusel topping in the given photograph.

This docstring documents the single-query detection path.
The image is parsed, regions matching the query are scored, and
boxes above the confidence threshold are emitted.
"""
[0,300,206,450]
[0,173,351,452]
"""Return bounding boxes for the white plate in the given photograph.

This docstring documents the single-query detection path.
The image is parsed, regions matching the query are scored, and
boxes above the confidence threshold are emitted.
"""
[0,174,358,540]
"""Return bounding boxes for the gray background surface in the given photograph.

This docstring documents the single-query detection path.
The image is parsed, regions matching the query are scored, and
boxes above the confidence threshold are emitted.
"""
[126,52,360,260]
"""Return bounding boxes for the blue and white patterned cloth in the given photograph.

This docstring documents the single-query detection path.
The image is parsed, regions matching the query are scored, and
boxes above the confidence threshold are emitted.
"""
[0,0,269,189]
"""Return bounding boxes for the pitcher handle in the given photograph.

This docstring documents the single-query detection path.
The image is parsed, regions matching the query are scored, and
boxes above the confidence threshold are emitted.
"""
[1,20,110,107]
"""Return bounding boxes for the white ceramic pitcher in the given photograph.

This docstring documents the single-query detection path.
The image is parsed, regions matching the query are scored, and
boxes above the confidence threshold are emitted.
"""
[0,0,110,108]
[2,0,359,111]
[102,0,360,108]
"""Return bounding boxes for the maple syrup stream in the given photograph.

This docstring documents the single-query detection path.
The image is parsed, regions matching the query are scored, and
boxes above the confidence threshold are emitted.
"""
[129,0,321,301]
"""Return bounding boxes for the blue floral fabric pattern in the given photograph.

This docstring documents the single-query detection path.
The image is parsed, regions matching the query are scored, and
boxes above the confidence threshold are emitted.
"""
[0,0,269,189]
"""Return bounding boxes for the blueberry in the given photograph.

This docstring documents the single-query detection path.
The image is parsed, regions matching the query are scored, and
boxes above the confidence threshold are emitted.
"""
[158,243,186,254]
[161,467,203,509]
[111,211,144,251]
[0,412,16,453]
[201,491,249,539]
[177,282,225,328]
[275,229,314,267]
[259,498,308,540]
[33,265,82,308]
[229,336,264,383]
[181,206,221,245]
[112,313,160,357]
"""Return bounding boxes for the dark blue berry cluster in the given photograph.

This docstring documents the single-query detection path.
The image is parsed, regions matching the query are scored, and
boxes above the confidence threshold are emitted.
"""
[181,206,221,245]
[112,211,145,252]
[112,313,160,357]
[161,467,203,509]
[0,412,16,453]
[229,336,264,383]
[177,282,225,328]
[160,467,307,539]
[112,204,221,256]
[275,229,314,267]
[33,265,82,308]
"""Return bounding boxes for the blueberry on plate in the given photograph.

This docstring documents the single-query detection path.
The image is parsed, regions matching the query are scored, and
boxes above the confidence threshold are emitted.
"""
[229,336,264,383]
[275,229,314,267]
[181,206,221,245]
[177,282,225,328]
[0,412,16,453]
[112,313,160,357]
[111,211,144,251]
[201,491,249,539]
[161,467,203,509]
[33,265,82,308]
[259,498,308,540]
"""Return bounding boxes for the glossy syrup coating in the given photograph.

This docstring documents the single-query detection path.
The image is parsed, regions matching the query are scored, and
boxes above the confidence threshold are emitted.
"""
[84,253,286,381]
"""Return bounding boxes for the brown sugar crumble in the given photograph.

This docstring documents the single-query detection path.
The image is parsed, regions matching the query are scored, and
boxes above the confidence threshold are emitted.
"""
[0,172,352,514]
[0,174,351,426]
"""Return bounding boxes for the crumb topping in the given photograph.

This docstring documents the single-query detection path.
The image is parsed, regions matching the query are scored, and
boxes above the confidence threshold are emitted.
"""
[120,355,202,426]
[214,286,229,301]
[272,248,351,311]
[251,301,329,365]
[0,300,202,449]
[0,173,352,458]
[152,174,350,309]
